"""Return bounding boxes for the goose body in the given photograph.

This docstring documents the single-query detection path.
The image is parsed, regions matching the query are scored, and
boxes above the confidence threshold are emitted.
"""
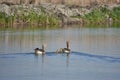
[56,41,71,54]
[62,48,71,53]
[35,45,45,55]
[63,41,71,53]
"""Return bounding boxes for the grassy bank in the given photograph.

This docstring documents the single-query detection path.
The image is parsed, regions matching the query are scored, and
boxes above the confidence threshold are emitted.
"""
[0,5,120,27]
[82,6,120,24]
[0,11,59,27]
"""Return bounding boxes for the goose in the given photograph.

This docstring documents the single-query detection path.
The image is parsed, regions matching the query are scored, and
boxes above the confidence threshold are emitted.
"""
[56,41,71,54]
[56,48,63,53]
[34,44,45,55]
[62,41,71,54]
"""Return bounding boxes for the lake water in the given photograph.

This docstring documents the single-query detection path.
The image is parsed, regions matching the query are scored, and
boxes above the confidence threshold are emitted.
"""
[0,25,120,80]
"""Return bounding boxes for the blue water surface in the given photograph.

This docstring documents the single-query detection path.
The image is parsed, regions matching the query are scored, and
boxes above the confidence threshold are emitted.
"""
[0,26,120,80]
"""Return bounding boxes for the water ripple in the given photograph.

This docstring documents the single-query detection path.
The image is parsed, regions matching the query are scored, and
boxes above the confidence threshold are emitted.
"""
[72,51,120,63]
[0,52,120,63]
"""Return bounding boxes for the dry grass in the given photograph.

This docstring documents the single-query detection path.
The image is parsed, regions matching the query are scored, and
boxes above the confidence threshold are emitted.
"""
[0,0,120,6]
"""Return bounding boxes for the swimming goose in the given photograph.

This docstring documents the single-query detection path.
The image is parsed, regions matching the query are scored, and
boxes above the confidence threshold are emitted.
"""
[56,48,63,53]
[34,44,45,55]
[55,41,71,54]
[62,41,71,54]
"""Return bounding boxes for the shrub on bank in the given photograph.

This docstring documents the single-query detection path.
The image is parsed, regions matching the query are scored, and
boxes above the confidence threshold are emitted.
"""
[0,4,120,26]
[0,12,59,26]
[82,6,120,24]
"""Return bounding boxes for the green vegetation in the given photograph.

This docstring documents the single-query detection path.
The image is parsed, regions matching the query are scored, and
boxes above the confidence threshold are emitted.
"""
[0,11,59,27]
[82,6,120,24]
[110,6,120,20]
[0,13,15,26]
[0,5,120,27]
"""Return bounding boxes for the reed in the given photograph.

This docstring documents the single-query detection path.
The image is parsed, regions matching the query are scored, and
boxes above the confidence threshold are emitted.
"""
[82,6,120,24]
[0,11,59,26]
[0,12,5,25]
[110,6,120,21]
[0,5,120,27]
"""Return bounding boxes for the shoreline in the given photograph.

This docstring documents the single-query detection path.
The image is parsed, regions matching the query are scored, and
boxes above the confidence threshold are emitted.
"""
[0,3,120,27]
